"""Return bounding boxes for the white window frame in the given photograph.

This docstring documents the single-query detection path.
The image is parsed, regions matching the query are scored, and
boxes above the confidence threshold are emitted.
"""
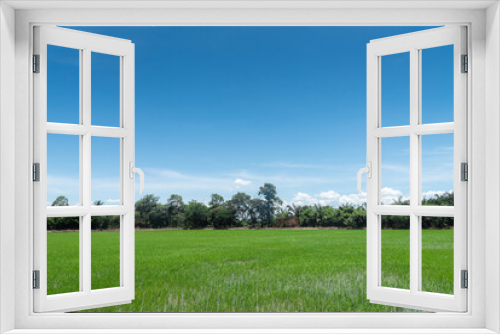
[1,1,499,333]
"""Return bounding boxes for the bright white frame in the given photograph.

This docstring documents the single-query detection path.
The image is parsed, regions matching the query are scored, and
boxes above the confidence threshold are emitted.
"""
[1,1,499,333]
[32,26,135,312]
[366,26,467,312]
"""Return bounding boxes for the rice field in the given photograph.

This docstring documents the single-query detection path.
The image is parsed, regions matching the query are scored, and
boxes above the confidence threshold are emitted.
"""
[46,229,453,312]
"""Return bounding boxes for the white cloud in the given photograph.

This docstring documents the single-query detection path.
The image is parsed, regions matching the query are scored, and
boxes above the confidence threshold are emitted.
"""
[381,187,402,197]
[318,190,340,200]
[106,199,121,204]
[422,190,452,199]
[288,187,411,207]
[234,178,251,186]
[260,162,339,170]
[290,192,317,206]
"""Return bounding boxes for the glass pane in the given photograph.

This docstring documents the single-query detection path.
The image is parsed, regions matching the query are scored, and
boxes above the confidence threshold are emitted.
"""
[381,52,410,127]
[91,137,121,205]
[421,45,454,124]
[381,215,410,290]
[47,134,80,206]
[47,216,80,295]
[381,136,410,205]
[91,216,121,290]
[91,52,120,127]
[421,217,454,294]
[47,45,80,124]
[421,133,454,205]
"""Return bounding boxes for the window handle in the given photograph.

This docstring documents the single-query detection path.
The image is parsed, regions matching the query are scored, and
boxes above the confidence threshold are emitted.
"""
[357,162,372,195]
[129,161,145,195]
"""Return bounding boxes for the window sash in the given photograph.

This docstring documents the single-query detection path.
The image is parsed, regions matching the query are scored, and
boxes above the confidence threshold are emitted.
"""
[366,26,468,312]
[33,25,136,313]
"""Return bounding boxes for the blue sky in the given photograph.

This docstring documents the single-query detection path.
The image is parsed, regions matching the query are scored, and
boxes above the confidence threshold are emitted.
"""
[46,26,454,207]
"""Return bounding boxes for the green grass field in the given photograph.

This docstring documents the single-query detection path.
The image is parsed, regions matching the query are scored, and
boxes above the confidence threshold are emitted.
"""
[46,229,453,312]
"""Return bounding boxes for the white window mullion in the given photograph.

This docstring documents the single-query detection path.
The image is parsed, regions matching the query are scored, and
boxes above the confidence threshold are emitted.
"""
[122,49,135,294]
[409,47,420,294]
[82,47,92,294]
[365,44,380,298]
[78,48,84,293]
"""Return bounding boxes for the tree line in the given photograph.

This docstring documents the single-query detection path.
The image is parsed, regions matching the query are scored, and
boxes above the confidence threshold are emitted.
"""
[47,183,454,231]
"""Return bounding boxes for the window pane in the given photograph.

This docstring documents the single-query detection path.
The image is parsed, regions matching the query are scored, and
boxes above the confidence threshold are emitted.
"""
[91,137,121,205]
[421,217,454,294]
[91,216,121,290]
[421,133,454,205]
[381,215,410,290]
[92,52,120,127]
[381,136,410,205]
[47,133,80,206]
[47,217,80,295]
[421,45,454,124]
[381,52,410,127]
[47,45,80,124]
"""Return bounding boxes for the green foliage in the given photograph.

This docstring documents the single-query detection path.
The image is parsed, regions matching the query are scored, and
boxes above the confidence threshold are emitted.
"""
[184,201,209,229]
[258,183,282,226]
[228,192,251,223]
[47,196,79,230]
[166,194,185,228]
[135,194,161,227]
[247,198,267,228]
[209,193,224,207]
[47,188,455,231]
[52,195,69,206]
[423,192,454,206]
[209,205,235,229]
[91,215,120,231]
[47,216,79,230]
[208,194,236,229]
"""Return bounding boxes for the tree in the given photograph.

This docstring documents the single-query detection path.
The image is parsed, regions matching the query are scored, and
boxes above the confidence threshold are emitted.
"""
[52,195,69,206]
[209,193,224,207]
[148,204,168,228]
[135,194,160,227]
[247,198,266,228]
[228,192,251,224]
[209,204,235,229]
[48,196,78,230]
[93,199,105,206]
[91,200,107,230]
[287,204,304,221]
[258,183,282,226]
[208,194,234,229]
[184,201,208,229]
[166,194,185,228]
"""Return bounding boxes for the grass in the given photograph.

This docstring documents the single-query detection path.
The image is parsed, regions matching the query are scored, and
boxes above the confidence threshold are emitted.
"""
[46,229,453,312]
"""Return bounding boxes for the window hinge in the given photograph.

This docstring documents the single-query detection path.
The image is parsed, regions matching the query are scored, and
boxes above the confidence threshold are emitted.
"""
[33,163,40,182]
[461,54,468,73]
[461,270,468,289]
[33,270,40,289]
[33,54,40,73]
[461,162,468,182]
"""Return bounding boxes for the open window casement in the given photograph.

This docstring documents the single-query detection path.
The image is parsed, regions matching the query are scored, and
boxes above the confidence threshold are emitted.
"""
[363,26,467,312]
[33,26,140,312]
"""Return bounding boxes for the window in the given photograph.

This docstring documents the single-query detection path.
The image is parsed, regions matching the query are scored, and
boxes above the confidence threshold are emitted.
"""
[4,2,495,333]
